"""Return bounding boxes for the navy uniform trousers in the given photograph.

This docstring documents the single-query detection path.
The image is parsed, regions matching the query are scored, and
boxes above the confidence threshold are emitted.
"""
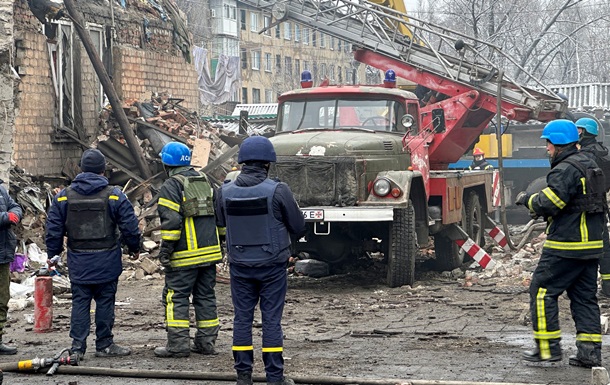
[231,263,287,383]
[70,280,117,353]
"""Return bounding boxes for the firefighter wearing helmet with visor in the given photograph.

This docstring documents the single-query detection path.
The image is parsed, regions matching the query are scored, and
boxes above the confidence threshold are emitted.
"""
[468,148,494,170]
[515,119,605,368]
[575,117,610,297]
[154,142,222,358]
[215,136,305,385]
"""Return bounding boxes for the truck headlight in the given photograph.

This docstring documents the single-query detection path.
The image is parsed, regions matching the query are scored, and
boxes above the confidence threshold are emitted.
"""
[373,178,391,196]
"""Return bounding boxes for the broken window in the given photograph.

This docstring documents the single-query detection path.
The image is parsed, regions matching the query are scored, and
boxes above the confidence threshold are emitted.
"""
[48,20,104,142]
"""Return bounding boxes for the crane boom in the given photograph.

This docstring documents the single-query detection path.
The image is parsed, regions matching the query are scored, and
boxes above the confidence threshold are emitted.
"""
[240,0,566,122]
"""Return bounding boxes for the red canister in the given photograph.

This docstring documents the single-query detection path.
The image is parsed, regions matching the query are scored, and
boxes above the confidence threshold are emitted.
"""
[34,276,53,333]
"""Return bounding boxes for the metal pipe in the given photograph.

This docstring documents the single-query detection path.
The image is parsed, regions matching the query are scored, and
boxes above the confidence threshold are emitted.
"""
[0,365,556,385]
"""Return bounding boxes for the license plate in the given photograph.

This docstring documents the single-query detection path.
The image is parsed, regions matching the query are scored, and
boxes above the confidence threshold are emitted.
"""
[302,209,324,221]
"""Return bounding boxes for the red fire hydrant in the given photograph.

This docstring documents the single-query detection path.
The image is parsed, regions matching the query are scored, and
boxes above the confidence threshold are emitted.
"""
[34,276,53,333]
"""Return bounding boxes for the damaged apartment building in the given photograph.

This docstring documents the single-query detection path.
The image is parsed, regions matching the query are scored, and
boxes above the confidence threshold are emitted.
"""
[3,0,200,181]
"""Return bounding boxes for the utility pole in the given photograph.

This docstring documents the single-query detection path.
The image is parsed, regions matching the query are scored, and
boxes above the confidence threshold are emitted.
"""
[63,0,152,179]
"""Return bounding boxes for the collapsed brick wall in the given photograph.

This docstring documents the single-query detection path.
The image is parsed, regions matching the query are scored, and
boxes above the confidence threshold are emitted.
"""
[12,0,198,177]
[113,47,198,110]
[0,0,15,183]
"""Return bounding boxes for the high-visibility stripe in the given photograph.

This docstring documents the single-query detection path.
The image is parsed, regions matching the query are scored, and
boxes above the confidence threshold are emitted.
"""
[455,238,496,269]
[217,227,226,236]
[161,230,181,241]
[543,240,602,250]
[232,346,254,351]
[535,288,551,360]
[262,347,283,353]
[541,187,566,209]
[580,177,586,195]
[173,244,222,258]
[58,196,67,202]
[580,212,588,243]
[109,195,119,200]
[601,274,610,281]
[170,252,223,268]
[533,330,561,340]
[576,333,602,343]
[185,217,198,250]
[159,198,181,212]
[167,320,190,328]
[197,318,220,328]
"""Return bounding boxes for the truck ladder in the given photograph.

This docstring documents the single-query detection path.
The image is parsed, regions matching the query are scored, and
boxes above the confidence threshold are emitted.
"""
[240,0,566,122]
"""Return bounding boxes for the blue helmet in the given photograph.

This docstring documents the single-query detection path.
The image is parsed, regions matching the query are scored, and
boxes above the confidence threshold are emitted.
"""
[160,142,191,166]
[540,119,579,145]
[238,136,277,164]
[575,117,598,136]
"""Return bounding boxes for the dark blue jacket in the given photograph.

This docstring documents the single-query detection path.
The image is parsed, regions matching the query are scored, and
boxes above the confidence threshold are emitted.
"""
[45,173,141,284]
[0,183,22,264]
[215,165,305,267]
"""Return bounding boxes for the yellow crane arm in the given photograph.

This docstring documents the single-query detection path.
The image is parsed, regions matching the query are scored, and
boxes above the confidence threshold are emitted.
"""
[368,0,413,39]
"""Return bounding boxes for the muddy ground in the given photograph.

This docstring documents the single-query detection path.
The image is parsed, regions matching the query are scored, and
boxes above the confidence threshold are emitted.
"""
[1,260,608,385]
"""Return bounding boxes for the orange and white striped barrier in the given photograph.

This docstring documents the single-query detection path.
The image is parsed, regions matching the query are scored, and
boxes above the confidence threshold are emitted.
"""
[486,225,508,250]
[455,238,496,269]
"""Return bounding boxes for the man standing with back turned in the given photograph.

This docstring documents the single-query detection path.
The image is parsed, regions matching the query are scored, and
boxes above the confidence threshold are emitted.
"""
[516,120,605,368]
[46,149,141,360]
[575,117,610,297]
[154,142,223,358]
[215,136,305,385]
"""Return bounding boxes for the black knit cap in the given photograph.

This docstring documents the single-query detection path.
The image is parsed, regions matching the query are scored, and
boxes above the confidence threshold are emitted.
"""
[80,149,106,173]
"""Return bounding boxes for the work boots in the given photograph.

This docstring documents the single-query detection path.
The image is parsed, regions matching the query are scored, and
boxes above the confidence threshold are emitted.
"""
[154,328,190,358]
[191,326,219,355]
[236,371,253,385]
[267,378,295,385]
[522,339,562,362]
[0,337,17,355]
[95,343,131,357]
[569,341,602,368]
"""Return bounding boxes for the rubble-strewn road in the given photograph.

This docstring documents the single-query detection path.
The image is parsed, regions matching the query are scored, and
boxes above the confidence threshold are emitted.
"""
[2,264,608,385]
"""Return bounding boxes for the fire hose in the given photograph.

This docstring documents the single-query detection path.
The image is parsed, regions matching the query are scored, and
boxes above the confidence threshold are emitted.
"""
[0,347,79,383]
[0,364,558,385]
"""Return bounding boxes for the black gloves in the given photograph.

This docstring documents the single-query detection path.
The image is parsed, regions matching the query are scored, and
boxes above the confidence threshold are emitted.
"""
[157,242,175,268]
[158,252,171,268]
[515,191,529,206]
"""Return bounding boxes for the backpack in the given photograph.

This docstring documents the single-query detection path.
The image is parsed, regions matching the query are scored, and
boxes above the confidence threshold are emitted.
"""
[171,173,215,217]
[593,152,610,192]
[563,157,607,214]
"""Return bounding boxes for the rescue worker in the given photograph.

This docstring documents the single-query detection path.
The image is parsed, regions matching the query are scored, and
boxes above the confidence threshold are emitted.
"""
[215,136,305,385]
[468,148,494,170]
[576,117,610,297]
[515,119,604,368]
[0,181,22,355]
[154,142,222,358]
[46,149,141,360]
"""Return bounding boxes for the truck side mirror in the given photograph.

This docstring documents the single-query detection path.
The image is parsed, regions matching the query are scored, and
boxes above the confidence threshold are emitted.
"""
[432,109,446,133]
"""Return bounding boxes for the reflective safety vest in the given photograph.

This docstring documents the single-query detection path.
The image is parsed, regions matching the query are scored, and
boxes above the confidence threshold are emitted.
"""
[65,185,119,252]
[222,179,291,266]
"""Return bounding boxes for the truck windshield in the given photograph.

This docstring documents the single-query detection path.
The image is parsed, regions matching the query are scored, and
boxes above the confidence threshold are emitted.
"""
[278,98,407,133]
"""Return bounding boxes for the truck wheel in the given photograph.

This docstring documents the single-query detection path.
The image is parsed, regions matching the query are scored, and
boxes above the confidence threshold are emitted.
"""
[464,191,484,248]
[386,203,417,288]
[431,232,463,272]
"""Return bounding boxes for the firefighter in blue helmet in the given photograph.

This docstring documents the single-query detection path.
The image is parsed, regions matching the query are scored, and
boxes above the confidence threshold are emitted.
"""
[215,136,305,385]
[576,117,610,296]
[515,119,605,368]
[46,149,141,360]
[154,141,223,358]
